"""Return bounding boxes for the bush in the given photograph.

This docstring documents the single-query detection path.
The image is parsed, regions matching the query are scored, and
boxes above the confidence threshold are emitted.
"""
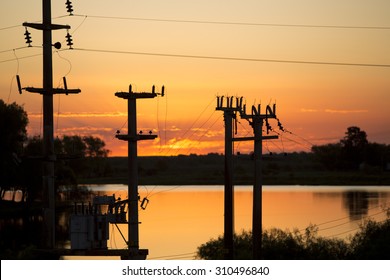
[196,217,390,260]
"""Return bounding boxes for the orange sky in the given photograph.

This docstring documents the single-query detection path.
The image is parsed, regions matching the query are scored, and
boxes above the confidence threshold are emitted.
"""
[1,0,390,156]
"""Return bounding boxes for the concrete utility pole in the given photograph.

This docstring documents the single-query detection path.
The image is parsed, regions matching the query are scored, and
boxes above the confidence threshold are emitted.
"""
[115,84,164,259]
[22,0,80,249]
[240,104,278,259]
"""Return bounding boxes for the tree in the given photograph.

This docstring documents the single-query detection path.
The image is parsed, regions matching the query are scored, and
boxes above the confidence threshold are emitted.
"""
[340,126,368,168]
[0,100,28,189]
[83,136,109,157]
[312,126,388,170]
[340,126,368,150]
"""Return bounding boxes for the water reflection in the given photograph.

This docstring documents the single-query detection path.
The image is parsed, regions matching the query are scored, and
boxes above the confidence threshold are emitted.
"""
[2,185,390,259]
[342,190,382,220]
[313,188,389,221]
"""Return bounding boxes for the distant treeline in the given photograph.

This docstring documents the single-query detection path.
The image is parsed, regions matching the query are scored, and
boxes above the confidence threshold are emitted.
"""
[80,126,390,186]
[81,151,390,186]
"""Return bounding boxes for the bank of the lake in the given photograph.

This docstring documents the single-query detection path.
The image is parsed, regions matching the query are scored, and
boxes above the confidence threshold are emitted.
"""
[78,154,390,186]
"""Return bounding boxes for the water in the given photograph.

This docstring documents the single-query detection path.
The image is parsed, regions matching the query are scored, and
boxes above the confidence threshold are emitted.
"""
[81,185,390,259]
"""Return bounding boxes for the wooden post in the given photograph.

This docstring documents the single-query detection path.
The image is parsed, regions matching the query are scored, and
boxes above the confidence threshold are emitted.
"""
[252,116,263,259]
[42,0,55,249]
[223,110,234,260]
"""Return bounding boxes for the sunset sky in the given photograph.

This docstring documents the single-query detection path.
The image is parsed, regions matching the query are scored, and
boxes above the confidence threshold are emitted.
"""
[1,0,390,156]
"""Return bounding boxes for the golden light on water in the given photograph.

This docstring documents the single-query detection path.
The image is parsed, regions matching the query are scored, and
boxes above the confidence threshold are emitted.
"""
[79,186,390,260]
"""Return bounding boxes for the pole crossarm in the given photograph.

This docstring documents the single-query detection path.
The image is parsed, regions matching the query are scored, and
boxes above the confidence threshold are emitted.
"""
[115,92,157,99]
[23,22,70,30]
[216,95,243,112]
[115,134,157,142]
[232,135,278,142]
[115,84,164,100]
[24,87,81,95]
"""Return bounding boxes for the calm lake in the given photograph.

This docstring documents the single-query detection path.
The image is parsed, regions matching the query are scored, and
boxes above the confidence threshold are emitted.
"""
[68,185,390,260]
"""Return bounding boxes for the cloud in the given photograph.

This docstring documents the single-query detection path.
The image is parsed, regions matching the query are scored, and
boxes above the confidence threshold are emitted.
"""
[28,111,127,118]
[300,108,318,113]
[324,109,368,114]
[300,108,368,114]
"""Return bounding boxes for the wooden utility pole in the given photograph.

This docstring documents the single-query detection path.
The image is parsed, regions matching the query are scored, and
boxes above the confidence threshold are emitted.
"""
[216,96,242,259]
[22,0,80,249]
[240,104,278,259]
[115,84,164,259]
[217,96,279,259]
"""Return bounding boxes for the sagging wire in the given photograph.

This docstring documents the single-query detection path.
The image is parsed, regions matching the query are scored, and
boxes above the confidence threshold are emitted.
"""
[54,51,73,134]
[273,117,313,151]
[161,96,215,156]
[297,202,389,238]
[7,49,20,103]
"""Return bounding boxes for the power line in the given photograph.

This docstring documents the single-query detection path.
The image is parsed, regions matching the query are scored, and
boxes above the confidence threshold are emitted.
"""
[71,14,390,30]
[72,47,390,68]
[0,24,21,31]
[2,46,390,68]
[149,252,196,260]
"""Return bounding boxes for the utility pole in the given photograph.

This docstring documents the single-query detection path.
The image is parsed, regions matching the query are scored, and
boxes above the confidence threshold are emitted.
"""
[217,96,279,259]
[22,0,80,250]
[115,84,164,259]
[216,96,242,259]
[240,104,278,259]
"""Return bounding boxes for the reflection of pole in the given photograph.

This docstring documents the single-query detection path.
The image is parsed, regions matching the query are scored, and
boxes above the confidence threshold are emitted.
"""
[252,117,263,259]
[224,110,234,260]
[127,96,139,253]
[42,0,55,249]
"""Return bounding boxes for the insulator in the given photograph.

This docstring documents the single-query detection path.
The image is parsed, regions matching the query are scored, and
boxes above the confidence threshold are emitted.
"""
[161,85,165,96]
[65,0,74,15]
[16,75,22,94]
[65,31,73,48]
[152,85,155,94]
[140,197,149,210]
[24,28,32,47]
[63,77,68,95]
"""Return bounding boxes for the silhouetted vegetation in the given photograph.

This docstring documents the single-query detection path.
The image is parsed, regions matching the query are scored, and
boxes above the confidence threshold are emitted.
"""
[196,217,390,260]
[312,126,390,171]
[0,99,111,257]
[88,150,390,185]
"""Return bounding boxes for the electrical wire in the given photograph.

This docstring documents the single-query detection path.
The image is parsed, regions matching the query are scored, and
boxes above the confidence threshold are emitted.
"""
[7,49,20,103]
[160,96,215,156]
[297,203,389,237]
[71,47,390,68]
[71,14,390,30]
[326,213,389,239]
[148,252,196,260]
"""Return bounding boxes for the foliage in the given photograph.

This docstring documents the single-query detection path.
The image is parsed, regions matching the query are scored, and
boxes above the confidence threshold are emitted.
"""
[0,100,28,188]
[312,126,390,171]
[196,217,390,260]
[348,217,390,259]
